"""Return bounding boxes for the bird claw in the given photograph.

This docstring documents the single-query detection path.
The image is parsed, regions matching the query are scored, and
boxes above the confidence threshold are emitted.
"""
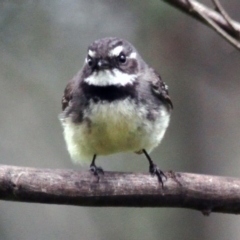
[90,164,104,180]
[149,163,167,187]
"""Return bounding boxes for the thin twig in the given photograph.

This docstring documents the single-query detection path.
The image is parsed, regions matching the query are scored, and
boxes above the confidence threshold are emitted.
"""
[185,0,240,50]
[212,0,240,38]
[196,6,240,49]
[162,0,240,50]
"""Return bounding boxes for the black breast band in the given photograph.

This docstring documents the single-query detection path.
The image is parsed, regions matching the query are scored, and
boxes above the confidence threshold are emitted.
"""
[81,82,137,102]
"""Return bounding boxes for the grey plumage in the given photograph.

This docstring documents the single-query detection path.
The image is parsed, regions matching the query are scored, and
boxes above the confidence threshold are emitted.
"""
[60,37,173,184]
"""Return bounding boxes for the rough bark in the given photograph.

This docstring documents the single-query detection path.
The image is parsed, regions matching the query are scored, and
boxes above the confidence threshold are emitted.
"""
[1,164,240,215]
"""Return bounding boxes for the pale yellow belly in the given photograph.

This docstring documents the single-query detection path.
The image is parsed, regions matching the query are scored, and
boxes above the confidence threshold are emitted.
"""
[61,99,170,163]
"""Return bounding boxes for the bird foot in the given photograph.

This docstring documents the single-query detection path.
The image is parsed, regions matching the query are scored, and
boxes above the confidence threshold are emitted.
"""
[90,164,104,181]
[149,163,167,187]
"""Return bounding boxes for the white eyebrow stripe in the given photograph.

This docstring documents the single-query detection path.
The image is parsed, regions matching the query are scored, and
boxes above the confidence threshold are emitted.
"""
[88,49,96,57]
[109,46,123,56]
[129,52,137,59]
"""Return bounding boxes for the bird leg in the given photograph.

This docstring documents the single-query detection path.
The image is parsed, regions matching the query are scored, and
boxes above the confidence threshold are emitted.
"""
[89,154,104,179]
[142,149,167,187]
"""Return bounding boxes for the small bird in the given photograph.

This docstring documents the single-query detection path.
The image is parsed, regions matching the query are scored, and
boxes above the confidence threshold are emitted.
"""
[60,37,173,185]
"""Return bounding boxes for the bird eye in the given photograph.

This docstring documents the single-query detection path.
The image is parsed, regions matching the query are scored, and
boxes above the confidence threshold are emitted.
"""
[117,53,126,64]
[87,56,94,67]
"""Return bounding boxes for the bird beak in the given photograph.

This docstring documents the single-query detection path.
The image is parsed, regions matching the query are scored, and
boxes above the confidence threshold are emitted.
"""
[97,59,110,70]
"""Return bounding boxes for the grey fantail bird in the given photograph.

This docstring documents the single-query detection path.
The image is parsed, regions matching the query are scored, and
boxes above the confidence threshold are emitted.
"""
[60,37,173,185]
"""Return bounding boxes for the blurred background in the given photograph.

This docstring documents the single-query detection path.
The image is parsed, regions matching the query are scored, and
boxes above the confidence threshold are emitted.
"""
[1,0,240,239]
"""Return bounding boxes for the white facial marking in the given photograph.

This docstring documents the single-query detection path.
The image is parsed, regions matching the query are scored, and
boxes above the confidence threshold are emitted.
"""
[84,69,136,86]
[129,52,137,59]
[109,46,123,56]
[88,49,96,57]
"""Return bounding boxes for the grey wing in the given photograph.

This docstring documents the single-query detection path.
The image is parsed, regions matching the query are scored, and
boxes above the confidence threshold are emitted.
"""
[61,78,85,123]
[151,71,173,110]
[61,80,74,111]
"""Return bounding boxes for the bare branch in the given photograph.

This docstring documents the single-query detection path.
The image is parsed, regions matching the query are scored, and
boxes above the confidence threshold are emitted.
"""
[162,0,240,50]
[212,0,239,37]
[186,0,240,50]
[1,164,240,215]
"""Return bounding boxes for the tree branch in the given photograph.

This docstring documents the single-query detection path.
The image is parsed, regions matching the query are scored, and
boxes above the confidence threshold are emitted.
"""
[162,0,240,50]
[212,0,239,37]
[1,164,240,215]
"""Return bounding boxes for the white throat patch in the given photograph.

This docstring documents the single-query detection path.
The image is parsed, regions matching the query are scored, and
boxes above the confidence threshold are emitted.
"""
[84,69,137,86]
